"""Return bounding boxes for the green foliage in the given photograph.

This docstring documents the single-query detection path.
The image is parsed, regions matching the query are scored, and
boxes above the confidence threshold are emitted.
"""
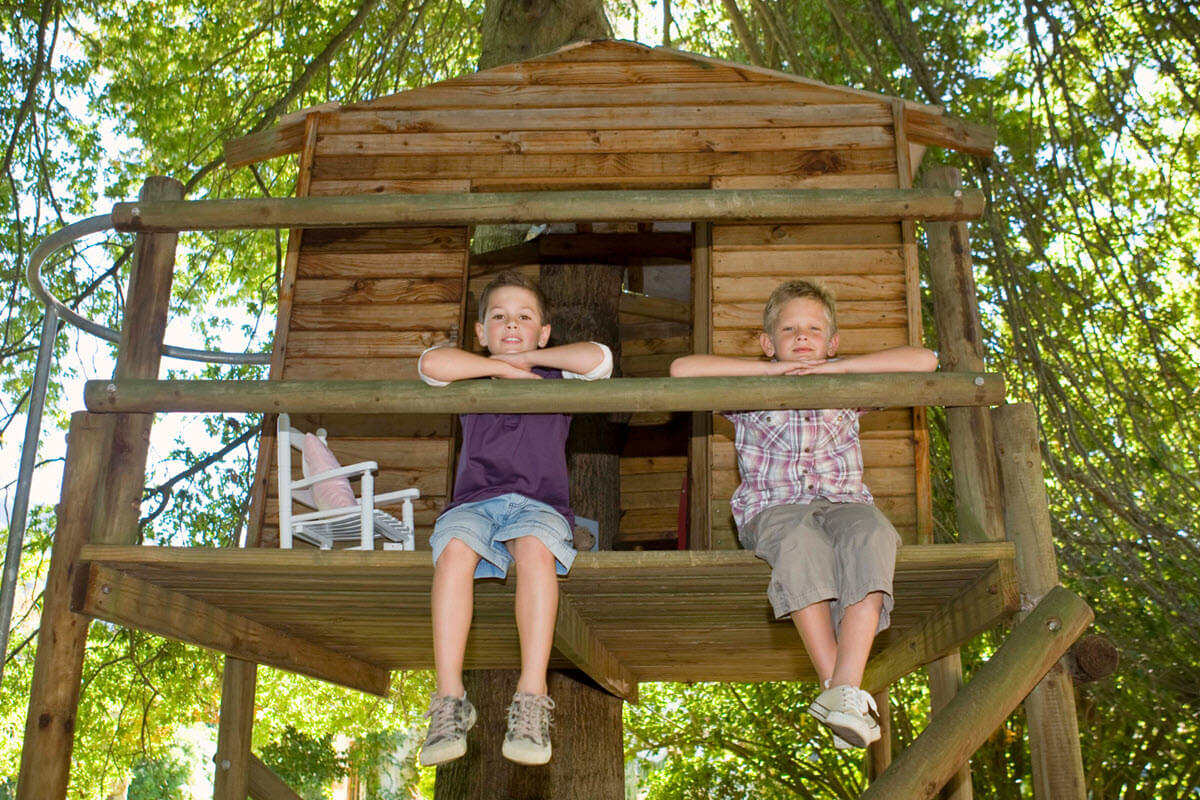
[126,746,193,800]
[259,725,348,800]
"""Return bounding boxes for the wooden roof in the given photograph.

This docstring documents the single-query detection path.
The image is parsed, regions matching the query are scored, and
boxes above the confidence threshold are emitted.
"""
[225,39,995,169]
[75,542,1019,702]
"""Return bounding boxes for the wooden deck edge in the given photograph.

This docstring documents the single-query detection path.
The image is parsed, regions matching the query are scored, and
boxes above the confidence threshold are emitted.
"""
[77,541,1016,572]
[72,562,390,696]
[862,557,1021,694]
[553,594,638,703]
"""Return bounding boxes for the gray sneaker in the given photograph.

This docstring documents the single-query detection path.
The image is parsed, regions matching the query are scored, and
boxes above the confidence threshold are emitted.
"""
[501,692,555,765]
[419,694,477,766]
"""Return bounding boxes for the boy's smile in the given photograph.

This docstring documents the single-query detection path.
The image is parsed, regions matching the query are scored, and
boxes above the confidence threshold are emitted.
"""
[760,296,839,363]
[475,285,551,355]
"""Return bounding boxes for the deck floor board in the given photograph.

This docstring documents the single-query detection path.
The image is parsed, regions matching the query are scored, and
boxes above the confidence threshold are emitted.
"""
[76,543,1017,685]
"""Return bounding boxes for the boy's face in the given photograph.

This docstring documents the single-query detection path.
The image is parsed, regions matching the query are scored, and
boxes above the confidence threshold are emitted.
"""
[760,296,839,363]
[475,285,551,355]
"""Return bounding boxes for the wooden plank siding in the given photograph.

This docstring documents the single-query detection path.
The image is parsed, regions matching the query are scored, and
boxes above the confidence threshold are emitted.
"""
[249,120,466,550]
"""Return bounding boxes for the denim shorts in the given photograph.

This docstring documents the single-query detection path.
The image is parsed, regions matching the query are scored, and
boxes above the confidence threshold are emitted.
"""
[430,493,576,580]
[739,499,900,634]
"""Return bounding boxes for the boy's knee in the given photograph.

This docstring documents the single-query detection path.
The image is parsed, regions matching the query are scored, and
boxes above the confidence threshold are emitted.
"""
[508,535,555,566]
[437,538,480,569]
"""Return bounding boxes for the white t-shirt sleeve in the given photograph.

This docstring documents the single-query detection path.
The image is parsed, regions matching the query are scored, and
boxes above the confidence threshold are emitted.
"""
[562,343,613,381]
[417,345,450,387]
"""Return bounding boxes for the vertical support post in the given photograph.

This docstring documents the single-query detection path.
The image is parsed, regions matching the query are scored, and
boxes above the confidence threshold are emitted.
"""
[926,649,970,797]
[17,413,108,800]
[213,657,258,800]
[923,167,1005,543]
[992,403,1087,800]
[922,163,1006,800]
[689,222,712,549]
[891,102,934,543]
[866,688,893,781]
[92,176,184,544]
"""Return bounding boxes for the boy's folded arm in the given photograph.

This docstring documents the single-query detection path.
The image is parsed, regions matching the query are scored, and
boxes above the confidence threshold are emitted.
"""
[669,354,787,377]
[418,346,519,385]
[527,341,613,379]
[810,346,939,375]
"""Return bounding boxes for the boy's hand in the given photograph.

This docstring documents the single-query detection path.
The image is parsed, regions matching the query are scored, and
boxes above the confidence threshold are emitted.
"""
[783,358,844,375]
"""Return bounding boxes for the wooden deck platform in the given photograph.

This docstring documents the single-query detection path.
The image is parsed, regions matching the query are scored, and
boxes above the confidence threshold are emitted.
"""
[73,543,1019,703]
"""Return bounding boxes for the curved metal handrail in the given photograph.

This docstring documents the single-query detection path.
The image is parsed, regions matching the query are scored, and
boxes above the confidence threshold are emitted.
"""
[25,213,272,366]
[3,212,274,689]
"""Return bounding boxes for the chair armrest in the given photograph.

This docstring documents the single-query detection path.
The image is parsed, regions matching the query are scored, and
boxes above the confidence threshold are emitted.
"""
[375,488,421,503]
[291,461,379,490]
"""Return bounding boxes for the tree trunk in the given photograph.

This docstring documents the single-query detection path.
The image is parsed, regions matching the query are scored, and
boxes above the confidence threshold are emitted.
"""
[435,670,623,799]
[479,0,610,70]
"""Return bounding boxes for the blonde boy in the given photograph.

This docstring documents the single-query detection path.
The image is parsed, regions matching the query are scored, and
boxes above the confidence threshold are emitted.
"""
[417,272,612,766]
[670,279,936,748]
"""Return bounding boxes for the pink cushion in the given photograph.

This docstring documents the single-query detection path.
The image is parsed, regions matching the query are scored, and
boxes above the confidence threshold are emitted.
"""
[301,433,356,510]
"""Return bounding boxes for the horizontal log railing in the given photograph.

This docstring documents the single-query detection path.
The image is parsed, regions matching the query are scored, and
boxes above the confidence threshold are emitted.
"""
[111,187,985,233]
[85,373,1003,415]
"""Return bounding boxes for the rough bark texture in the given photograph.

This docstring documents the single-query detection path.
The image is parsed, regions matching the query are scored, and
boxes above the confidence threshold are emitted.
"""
[435,670,624,799]
[540,262,624,549]
[479,0,610,70]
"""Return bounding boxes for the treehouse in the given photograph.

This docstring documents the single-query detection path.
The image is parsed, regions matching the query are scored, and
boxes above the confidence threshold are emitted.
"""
[18,40,1092,799]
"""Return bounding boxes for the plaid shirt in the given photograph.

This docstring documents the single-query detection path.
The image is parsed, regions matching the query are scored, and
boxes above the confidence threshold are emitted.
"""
[724,407,873,529]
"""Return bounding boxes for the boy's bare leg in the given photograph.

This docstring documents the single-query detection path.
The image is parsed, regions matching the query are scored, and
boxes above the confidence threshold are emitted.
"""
[506,536,558,695]
[431,538,481,697]
[791,601,838,686]
[829,591,884,688]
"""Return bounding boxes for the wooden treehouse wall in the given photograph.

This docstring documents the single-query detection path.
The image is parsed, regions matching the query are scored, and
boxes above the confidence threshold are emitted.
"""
[248,40,932,551]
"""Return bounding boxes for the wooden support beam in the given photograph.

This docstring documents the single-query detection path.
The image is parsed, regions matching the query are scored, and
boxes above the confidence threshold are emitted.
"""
[923,167,1005,544]
[993,403,1088,800]
[859,586,1092,800]
[72,562,390,696]
[17,413,107,800]
[553,595,638,702]
[248,754,304,800]
[213,658,256,799]
[109,187,987,233]
[93,176,183,545]
[905,109,996,158]
[862,558,1020,693]
[867,688,893,782]
[85,373,1004,416]
[689,221,712,549]
[927,650,971,799]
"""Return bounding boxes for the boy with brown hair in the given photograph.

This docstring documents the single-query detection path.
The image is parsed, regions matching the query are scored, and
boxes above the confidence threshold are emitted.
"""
[416,271,612,766]
[670,279,936,748]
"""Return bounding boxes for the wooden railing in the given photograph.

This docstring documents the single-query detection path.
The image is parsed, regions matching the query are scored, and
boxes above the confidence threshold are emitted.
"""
[84,373,1004,416]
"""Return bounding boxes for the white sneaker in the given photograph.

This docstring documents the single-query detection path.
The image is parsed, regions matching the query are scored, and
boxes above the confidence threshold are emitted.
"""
[808,685,880,748]
[501,692,555,765]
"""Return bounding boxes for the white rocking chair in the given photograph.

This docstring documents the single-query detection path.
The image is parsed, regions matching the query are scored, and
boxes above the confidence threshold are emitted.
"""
[276,413,419,551]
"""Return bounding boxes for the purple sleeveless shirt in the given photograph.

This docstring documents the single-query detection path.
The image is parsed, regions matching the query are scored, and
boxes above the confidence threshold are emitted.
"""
[442,367,574,527]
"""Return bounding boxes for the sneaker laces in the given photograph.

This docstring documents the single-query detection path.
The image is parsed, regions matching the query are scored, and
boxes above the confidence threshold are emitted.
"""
[424,695,464,742]
[507,693,554,742]
[852,688,879,721]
